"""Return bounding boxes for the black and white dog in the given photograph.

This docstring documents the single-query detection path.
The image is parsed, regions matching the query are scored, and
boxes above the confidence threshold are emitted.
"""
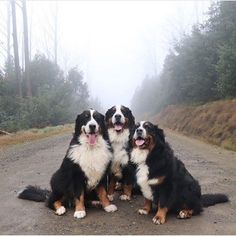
[105,105,136,201]
[130,121,229,224]
[18,109,117,219]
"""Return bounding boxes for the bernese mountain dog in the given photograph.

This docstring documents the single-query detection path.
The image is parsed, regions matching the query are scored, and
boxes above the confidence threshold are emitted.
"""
[130,121,229,224]
[105,105,136,201]
[18,109,117,219]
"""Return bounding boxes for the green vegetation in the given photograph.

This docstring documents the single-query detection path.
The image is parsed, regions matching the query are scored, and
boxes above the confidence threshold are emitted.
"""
[131,2,236,116]
[0,54,89,132]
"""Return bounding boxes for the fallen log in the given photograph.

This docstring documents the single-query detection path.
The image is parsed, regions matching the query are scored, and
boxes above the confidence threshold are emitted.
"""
[0,130,11,135]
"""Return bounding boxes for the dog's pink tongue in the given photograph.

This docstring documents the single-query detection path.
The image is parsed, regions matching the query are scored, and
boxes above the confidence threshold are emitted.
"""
[87,134,97,145]
[135,139,145,146]
[114,124,123,131]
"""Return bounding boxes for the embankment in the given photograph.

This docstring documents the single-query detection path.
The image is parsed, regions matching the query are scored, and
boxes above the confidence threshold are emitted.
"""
[154,99,236,151]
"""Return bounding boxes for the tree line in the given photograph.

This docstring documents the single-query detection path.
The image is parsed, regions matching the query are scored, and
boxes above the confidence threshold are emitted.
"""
[131,2,236,116]
[0,55,91,132]
[0,1,99,132]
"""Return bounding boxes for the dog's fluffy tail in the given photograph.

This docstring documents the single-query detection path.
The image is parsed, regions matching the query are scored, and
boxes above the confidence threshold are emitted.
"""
[201,193,229,207]
[17,185,50,202]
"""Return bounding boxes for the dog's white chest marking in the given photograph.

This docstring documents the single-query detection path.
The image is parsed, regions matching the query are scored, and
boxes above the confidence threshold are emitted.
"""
[108,128,129,178]
[131,148,153,200]
[68,135,112,189]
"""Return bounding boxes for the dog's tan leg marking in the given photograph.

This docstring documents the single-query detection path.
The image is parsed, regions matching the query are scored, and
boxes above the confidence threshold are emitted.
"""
[107,177,116,201]
[74,192,86,219]
[54,200,62,210]
[54,200,66,216]
[97,185,111,208]
[120,184,132,201]
[97,185,117,212]
[138,198,152,215]
[75,193,85,211]
[152,203,168,224]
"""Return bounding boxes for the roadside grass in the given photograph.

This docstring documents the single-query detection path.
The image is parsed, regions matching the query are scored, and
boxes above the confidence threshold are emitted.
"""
[0,124,73,148]
[154,99,236,152]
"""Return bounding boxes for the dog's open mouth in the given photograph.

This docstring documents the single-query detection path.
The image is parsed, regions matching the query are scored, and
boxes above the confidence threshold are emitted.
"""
[86,133,98,145]
[114,123,124,133]
[135,137,146,147]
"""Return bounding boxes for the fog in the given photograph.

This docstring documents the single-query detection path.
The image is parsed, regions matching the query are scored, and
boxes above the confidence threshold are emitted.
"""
[0,1,211,109]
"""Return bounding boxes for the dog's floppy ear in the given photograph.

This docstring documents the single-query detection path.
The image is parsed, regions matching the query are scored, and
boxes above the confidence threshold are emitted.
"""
[154,125,165,145]
[123,105,135,127]
[74,113,83,137]
[100,113,106,130]
[128,125,136,149]
[105,107,113,123]
[128,108,135,127]
[100,112,110,141]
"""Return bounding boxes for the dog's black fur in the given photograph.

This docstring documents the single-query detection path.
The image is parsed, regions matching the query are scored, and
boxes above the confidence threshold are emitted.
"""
[18,109,116,216]
[105,105,137,200]
[130,121,229,223]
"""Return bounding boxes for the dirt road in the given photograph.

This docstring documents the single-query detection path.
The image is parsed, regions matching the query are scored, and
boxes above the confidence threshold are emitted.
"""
[0,130,236,234]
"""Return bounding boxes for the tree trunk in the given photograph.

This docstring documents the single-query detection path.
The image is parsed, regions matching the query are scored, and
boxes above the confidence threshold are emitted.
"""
[11,0,22,98]
[7,1,11,64]
[22,0,32,97]
[54,2,58,65]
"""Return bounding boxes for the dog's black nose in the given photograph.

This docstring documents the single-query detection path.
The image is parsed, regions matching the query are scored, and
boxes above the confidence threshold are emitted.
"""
[89,124,96,131]
[136,128,143,135]
[115,114,121,120]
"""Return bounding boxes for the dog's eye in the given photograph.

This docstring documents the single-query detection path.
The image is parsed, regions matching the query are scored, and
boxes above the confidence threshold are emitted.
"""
[85,113,90,118]
[144,123,151,129]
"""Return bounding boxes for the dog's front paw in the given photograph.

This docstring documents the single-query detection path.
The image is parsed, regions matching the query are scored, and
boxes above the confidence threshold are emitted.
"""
[74,210,86,219]
[138,208,149,215]
[119,194,131,201]
[177,210,193,219]
[152,215,166,224]
[107,194,114,201]
[104,204,117,212]
[55,206,66,216]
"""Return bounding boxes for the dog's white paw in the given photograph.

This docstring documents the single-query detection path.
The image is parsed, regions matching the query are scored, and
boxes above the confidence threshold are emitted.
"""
[107,194,114,201]
[104,204,117,212]
[55,206,66,216]
[177,210,192,219]
[152,217,161,224]
[152,215,166,224]
[119,194,130,201]
[74,210,86,219]
[179,210,186,219]
[138,209,148,215]
[91,200,101,207]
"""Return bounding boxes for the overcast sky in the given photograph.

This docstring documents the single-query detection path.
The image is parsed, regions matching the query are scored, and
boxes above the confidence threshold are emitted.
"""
[0,1,212,109]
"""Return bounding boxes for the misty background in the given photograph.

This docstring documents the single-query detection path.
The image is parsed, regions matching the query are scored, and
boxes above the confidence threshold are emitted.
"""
[0,1,210,107]
[1,0,236,133]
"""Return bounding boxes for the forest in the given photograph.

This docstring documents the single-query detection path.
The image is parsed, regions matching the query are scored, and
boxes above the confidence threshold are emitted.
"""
[1,1,236,132]
[131,2,236,116]
[0,55,90,131]
[0,1,98,132]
